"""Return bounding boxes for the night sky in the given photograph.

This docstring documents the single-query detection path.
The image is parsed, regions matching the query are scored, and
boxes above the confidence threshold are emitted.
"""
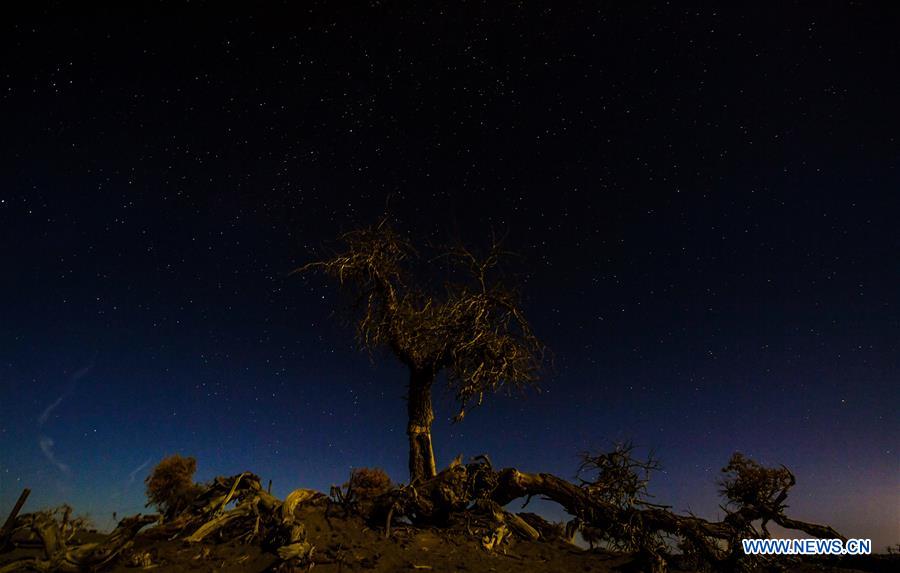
[1,3,897,549]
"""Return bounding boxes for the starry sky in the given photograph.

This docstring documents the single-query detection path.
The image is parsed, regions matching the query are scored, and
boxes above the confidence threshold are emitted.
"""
[1,2,897,549]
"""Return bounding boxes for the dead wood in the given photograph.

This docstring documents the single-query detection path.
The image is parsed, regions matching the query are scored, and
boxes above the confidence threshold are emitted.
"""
[0,513,156,573]
[184,499,258,543]
[517,512,566,541]
[365,453,844,572]
[0,451,845,572]
[149,473,322,568]
[0,489,30,552]
[0,471,325,572]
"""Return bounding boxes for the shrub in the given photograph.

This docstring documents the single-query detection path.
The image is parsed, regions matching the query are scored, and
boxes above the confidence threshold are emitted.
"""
[346,467,392,502]
[719,452,794,509]
[145,454,203,519]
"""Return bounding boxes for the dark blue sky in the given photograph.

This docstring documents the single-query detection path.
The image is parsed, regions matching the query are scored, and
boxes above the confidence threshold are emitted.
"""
[1,3,897,548]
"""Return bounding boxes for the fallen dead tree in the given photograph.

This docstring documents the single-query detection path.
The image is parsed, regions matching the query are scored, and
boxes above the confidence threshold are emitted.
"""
[365,448,845,573]
[146,471,323,569]
[0,470,324,572]
[0,511,156,573]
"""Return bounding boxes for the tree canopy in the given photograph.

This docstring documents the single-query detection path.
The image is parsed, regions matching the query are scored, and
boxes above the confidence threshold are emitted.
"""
[299,219,545,481]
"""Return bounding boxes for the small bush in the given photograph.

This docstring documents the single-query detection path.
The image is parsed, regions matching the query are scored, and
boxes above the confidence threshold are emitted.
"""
[577,441,660,510]
[719,452,794,509]
[37,505,94,541]
[145,454,203,519]
[346,467,392,502]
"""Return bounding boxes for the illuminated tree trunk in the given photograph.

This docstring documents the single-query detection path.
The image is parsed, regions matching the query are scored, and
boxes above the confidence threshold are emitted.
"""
[407,366,437,482]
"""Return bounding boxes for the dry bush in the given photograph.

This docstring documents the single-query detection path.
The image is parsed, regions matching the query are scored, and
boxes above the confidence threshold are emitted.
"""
[575,443,665,553]
[719,452,794,510]
[577,442,661,510]
[33,505,94,541]
[145,454,203,519]
[345,467,393,502]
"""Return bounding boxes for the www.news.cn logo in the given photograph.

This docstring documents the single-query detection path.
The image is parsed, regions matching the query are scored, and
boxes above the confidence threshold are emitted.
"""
[742,538,871,555]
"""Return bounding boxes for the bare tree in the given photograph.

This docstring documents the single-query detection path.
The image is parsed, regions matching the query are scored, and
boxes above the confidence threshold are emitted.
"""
[298,219,545,483]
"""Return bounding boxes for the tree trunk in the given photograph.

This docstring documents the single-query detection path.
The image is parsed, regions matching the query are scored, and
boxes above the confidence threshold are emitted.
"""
[407,366,437,483]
